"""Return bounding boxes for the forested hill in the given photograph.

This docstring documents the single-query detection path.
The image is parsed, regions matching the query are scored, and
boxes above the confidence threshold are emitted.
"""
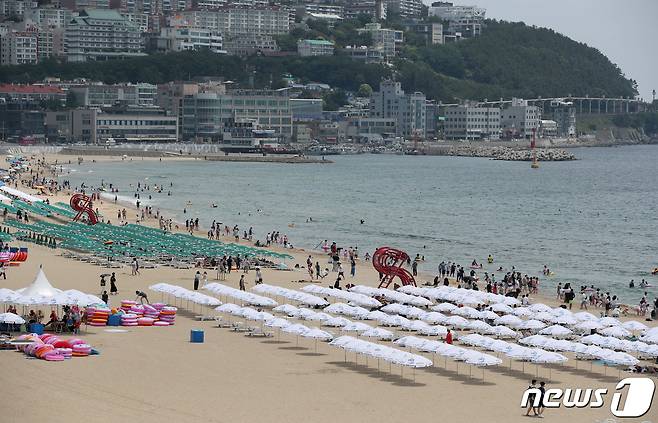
[0,20,638,102]
[403,20,638,100]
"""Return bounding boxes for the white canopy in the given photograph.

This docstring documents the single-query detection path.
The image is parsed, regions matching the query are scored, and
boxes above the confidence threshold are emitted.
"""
[16,268,61,298]
[0,185,43,203]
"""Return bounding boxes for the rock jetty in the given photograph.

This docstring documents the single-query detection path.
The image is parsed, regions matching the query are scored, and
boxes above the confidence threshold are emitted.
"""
[427,146,576,161]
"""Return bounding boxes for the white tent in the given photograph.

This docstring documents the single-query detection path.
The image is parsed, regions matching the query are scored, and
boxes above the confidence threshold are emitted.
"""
[16,268,61,298]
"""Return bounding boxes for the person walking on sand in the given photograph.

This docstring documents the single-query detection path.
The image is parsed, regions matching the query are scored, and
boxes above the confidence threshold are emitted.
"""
[255,266,263,285]
[525,380,538,417]
[239,274,246,291]
[445,329,453,344]
[202,271,208,287]
[131,258,140,276]
[350,257,356,278]
[110,272,118,295]
[194,271,201,291]
[537,381,547,417]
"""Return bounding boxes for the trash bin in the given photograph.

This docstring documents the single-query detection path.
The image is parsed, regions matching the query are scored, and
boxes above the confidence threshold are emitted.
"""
[29,323,44,335]
[190,329,204,343]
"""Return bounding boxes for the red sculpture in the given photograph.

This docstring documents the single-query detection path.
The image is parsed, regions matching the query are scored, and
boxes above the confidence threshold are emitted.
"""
[70,193,99,224]
[372,246,416,289]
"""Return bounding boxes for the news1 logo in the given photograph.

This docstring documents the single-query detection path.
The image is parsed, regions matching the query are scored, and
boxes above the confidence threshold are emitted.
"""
[520,378,655,418]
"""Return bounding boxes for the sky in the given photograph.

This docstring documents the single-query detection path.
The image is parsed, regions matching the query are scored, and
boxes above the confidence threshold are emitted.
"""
[424,0,658,101]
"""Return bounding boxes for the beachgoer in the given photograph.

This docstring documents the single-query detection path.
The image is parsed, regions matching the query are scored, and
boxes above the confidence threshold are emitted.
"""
[194,271,201,291]
[101,290,109,305]
[445,329,453,344]
[110,272,118,295]
[239,274,246,291]
[525,380,538,417]
[135,290,149,304]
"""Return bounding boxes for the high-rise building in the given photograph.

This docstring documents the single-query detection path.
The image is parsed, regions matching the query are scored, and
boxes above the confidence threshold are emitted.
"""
[24,7,73,28]
[358,23,403,58]
[369,80,426,137]
[444,104,501,140]
[384,0,421,19]
[174,5,292,38]
[344,0,386,21]
[501,98,540,139]
[0,30,38,65]
[64,9,145,62]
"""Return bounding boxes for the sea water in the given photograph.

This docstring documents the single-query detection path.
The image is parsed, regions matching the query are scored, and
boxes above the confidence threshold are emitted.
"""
[61,145,658,303]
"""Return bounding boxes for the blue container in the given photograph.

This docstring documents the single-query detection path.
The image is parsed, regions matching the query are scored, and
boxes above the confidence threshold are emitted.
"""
[29,323,44,335]
[107,314,121,327]
[190,329,204,343]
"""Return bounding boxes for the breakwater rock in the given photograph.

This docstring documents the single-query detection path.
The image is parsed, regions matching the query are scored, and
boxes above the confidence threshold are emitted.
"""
[422,145,576,161]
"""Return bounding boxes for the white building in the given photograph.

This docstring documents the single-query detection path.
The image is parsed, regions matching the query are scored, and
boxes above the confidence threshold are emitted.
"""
[0,30,37,65]
[384,0,422,19]
[299,3,343,18]
[429,2,485,39]
[369,80,426,138]
[65,9,145,62]
[175,5,292,38]
[358,23,403,58]
[501,98,540,139]
[159,27,223,53]
[96,105,178,143]
[444,104,500,140]
[297,39,334,57]
[342,45,385,63]
[24,7,72,28]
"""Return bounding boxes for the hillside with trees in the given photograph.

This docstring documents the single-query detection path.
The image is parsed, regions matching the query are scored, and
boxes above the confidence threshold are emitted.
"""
[0,20,638,103]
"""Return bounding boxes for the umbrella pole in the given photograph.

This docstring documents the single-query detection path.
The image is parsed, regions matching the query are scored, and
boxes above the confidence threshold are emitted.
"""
[483,368,485,381]
[315,339,317,353]
[469,365,472,378]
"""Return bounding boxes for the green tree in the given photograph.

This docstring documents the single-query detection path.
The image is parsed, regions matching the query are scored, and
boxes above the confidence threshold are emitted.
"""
[357,83,373,97]
[322,89,348,111]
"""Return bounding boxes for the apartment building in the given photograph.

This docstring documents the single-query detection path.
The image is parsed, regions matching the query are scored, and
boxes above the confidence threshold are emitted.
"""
[444,104,501,140]
[369,80,426,137]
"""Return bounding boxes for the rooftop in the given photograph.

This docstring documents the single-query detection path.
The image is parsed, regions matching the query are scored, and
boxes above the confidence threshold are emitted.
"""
[300,39,334,46]
[0,84,65,95]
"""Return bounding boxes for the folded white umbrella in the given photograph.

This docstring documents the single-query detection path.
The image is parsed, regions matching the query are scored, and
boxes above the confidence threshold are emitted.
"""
[528,303,553,313]
[264,317,292,329]
[273,304,299,315]
[598,317,621,327]
[422,311,447,324]
[419,325,448,336]
[466,352,502,367]
[282,323,310,335]
[301,327,334,341]
[573,311,598,321]
[531,351,568,364]
[306,312,333,322]
[381,303,409,314]
[360,327,395,340]
[600,326,631,339]
[365,310,388,321]
[459,333,486,346]
[520,319,547,331]
[432,303,458,313]
[403,307,429,320]
[453,306,479,318]
[0,312,25,324]
[215,303,243,314]
[494,314,523,328]
[599,336,624,350]
[581,334,607,345]
[342,322,372,332]
[444,315,470,329]
[296,308,319,320]
[539,324,573,337]
[401,320,431,332]
[491,325,518,338]
[575,320,603,332]
[490,303,514,314]
[555,315,578,325]
[603,351,639,366]
[469,320,494,333]
[323,317,352,327]
[641,333,658,344]
[379,314,410,327]
[512,307,533,317]
[478,310,499,320]
[622,320,648,332]
[534,312,558,323]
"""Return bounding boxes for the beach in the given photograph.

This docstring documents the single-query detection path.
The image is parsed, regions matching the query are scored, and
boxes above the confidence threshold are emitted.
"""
[1,151,657,423]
